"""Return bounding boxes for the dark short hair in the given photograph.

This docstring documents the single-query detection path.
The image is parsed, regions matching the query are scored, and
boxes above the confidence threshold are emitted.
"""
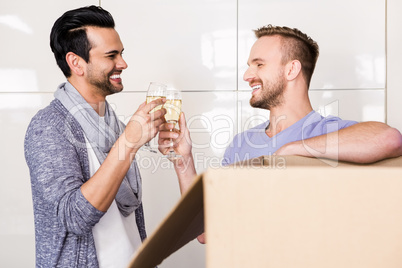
[254,25,319,88]
[50,6,115,77]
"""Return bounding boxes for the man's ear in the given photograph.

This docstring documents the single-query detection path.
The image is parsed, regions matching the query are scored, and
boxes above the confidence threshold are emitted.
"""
[66,52,85,76]
[285,60,302,81]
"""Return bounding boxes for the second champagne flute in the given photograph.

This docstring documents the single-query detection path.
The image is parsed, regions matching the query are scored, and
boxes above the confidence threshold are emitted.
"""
[163,87,182,160]
[142,82,167,153]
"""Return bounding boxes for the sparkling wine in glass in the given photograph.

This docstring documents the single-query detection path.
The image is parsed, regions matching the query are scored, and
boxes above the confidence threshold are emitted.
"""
[142,82,167,153]
[163,87,182,160]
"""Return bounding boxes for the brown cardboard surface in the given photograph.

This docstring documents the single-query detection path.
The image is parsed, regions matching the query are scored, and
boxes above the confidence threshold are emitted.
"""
[266,155,402,167]
[127,174,204,268]
[236,155,402,168]
[127,156,402,268]
[204,166,402,268]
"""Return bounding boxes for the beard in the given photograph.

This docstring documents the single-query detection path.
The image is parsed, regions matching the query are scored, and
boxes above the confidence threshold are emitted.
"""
[87,66,123,96]
[250,72,286,110]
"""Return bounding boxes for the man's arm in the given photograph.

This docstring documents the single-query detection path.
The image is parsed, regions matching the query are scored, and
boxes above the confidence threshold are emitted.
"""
[158,113,206,243]
[275,121,402,163]
[81,99,166,212]
[158,113,197,194]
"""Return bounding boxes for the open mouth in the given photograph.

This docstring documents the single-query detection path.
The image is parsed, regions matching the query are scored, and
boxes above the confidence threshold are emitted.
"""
[251,84,261,94]
[110,74,122,82]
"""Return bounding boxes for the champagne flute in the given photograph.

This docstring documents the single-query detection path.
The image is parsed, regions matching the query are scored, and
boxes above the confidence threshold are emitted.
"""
[162,87,182,160]
[142,82,167,153]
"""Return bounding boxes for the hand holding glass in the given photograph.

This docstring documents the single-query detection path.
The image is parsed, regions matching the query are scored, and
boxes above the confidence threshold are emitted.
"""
[162,88,182,160]
[142,82,167,153]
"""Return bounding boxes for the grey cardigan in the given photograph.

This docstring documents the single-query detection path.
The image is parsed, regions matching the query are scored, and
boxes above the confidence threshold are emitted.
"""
[24,99,147,267]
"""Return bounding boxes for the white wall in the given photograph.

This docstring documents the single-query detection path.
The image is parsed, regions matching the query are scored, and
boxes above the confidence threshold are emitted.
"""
[387,0,402,131]
[0,0,400,267]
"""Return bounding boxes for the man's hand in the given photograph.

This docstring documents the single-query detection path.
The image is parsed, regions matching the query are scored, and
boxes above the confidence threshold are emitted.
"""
[159,112,197,195]
[197,233,206,244]
[158,112,193,162]
[123,98,166,151]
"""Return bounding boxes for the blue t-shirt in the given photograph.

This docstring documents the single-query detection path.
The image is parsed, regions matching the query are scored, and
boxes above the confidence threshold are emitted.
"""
[222,111,357,165]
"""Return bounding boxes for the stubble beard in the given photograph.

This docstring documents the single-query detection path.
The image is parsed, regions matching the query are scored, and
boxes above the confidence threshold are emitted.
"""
[87,66,123,96]
[250,74,286,110]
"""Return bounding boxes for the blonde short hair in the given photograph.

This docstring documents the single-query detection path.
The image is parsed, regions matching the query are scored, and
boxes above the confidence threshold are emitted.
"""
[254,24,319,87]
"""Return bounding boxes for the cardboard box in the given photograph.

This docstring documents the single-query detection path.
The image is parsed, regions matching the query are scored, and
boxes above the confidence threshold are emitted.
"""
[128,156,402,268]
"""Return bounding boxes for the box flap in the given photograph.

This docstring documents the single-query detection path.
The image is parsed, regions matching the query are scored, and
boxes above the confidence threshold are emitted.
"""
[127,174,205,268]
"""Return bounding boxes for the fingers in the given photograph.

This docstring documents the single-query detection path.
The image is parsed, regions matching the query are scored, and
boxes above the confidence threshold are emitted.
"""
[158,112,189,143]
[158,112,186,132]
[149,106,166,121]
[152,117,167,129]
[177,112,189,139]
[197,233,206,244]
[158,138,174,147]
[144,98,166,114]
[138,101,146,109]
[158,122,177,132]
[158,129,179,141]
[178,112,187,130]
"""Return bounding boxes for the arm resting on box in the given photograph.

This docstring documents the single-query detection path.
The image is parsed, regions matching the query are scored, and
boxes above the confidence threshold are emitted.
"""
[275,121,402,164]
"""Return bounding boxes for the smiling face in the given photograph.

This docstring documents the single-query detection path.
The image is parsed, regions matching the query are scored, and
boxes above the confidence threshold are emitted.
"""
[243,35,287,110]
[85,27,128,96]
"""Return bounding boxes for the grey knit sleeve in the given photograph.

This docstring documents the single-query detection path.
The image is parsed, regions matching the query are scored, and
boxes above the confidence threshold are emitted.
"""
[25,112,105,236]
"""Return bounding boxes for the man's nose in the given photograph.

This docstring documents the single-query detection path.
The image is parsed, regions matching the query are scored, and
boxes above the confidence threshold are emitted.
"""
[243,66,255,82]
[117,56,128,70]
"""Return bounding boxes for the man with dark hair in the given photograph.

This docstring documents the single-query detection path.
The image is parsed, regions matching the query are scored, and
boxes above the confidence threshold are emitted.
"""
[24,6,166,267]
